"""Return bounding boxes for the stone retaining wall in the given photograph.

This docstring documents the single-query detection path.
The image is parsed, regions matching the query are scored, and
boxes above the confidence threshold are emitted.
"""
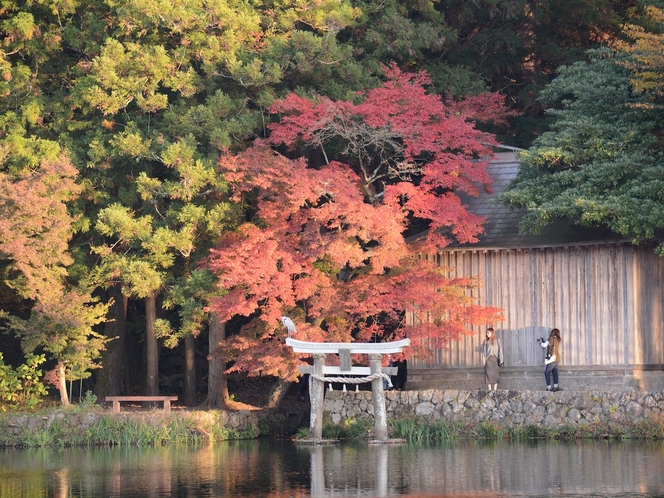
[324,389,664,428]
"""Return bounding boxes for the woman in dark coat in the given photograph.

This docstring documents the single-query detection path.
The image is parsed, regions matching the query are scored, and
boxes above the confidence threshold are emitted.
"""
[482,328,503,390]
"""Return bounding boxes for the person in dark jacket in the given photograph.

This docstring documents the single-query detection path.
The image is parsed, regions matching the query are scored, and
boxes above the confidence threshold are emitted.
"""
[539,328,561,392]
[392,358,407,390]
[482,327,503,391]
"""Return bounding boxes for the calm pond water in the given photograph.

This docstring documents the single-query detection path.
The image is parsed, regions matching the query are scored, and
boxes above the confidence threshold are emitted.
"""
[1,439,664,497]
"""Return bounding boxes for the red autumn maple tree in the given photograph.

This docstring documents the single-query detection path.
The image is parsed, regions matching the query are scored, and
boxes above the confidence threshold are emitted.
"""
[206,64,507,379]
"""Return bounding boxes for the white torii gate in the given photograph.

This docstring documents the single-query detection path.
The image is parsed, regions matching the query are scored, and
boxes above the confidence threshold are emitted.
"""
[285,337,410,442]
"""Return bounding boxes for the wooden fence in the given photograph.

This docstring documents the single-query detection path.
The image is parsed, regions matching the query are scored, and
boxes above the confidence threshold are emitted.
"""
[408,242,664,370]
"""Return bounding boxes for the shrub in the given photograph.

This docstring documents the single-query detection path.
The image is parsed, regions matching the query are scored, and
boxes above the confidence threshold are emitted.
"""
[510,424,543,440]
[345,418,372,439]
[627,419,664,440]
[550,424,578,440]
[0,353,49,411]
[388,417,416,439]
[388,417,458,442]
[478,422,508,439]
[295,427,311,440]
[322,422,346,439]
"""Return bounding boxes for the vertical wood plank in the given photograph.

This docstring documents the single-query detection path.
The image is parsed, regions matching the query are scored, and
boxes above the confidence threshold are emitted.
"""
[633,246,643,365]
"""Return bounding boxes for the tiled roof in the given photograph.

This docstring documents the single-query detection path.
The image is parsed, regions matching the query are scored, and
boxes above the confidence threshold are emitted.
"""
[452,152,625,249]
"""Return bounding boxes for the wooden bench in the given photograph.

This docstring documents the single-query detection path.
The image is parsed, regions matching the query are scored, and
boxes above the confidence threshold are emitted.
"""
[105,396,178,413]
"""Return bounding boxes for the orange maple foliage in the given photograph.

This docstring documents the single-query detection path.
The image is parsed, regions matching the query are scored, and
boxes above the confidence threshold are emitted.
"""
[207,65,506,378]
[0,156,81,301]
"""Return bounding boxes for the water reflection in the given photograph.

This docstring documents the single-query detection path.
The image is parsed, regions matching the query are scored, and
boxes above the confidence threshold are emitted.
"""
[1,439,664,497]
[309,440,664,497]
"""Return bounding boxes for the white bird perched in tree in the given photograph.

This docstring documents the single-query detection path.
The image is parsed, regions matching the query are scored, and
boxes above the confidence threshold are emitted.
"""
[281,316,297,336]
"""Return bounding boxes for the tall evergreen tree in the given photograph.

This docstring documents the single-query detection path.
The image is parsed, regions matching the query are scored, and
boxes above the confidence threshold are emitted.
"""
[499,45,664,254]
[437,0,639,145]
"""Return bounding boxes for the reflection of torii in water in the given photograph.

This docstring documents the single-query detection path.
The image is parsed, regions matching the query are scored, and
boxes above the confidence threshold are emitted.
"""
[282,317,409,442]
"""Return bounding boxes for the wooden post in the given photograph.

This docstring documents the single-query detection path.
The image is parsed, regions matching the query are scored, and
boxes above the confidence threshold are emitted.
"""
[370,353,388,442]
[310,353,326,440]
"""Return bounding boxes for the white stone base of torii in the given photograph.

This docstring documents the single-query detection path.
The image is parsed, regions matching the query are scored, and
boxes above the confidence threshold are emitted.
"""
[286,337,410,442]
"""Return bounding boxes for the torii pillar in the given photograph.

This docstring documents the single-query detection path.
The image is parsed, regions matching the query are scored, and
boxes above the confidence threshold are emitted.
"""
[369,353,388,441]
[309,353,326,439]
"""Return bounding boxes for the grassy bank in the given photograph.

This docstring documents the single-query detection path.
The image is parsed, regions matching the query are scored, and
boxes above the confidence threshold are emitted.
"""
[294,416,664,442]
[5,406,664,449]
[388,417,664,442]
[0,404,284,449]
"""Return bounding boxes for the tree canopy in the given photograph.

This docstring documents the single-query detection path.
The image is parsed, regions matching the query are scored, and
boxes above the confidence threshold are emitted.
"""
[499,38,664,254]
[206,65,505,378]
[0,0,659,406]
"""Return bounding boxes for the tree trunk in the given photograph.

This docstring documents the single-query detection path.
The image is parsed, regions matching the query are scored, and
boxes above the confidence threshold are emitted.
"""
[265,378,291,409]
[145,294,159,396]
[183,332,197,406]
[56,360,69,406]
[204,313,229,408]
[95,285,127,400]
